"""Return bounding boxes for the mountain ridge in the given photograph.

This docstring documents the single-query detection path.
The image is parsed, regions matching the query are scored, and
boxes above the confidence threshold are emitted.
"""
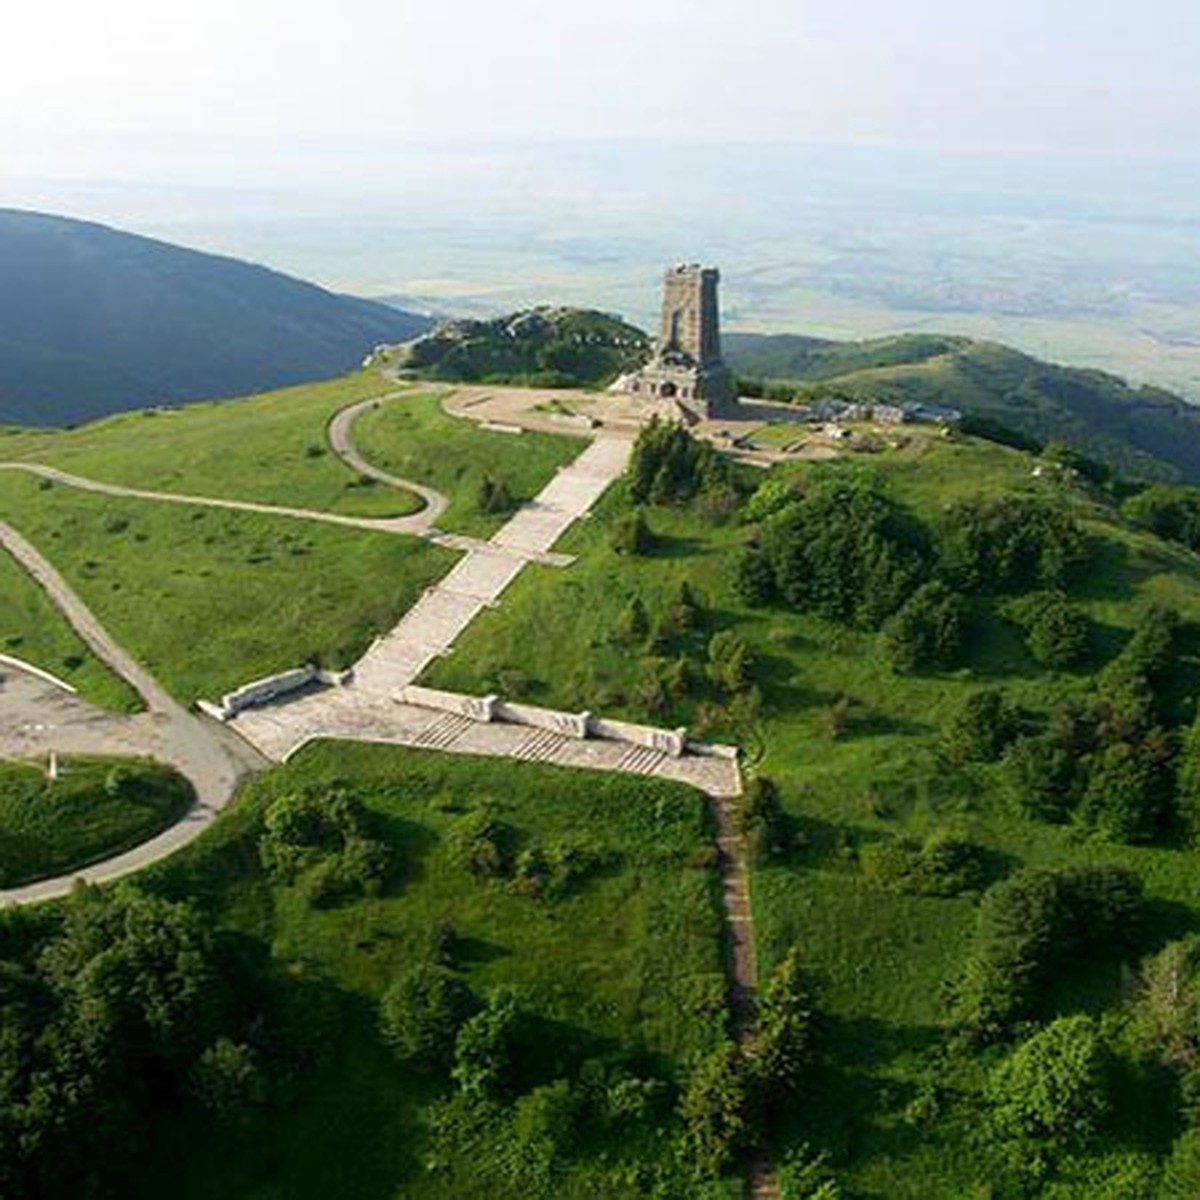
[0,209,431,426]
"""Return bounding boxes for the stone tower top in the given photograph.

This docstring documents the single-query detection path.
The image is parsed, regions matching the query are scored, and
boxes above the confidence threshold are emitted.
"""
[659,264,722,368]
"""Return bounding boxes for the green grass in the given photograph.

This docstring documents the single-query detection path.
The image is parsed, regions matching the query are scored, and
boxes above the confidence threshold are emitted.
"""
[0,472,456,705]
[1,372,424,519]
[353,391,585,536]
[0,543,140,711]
[0,756,191,886]
[136,741,731,1200]
[422,431,1200,1195]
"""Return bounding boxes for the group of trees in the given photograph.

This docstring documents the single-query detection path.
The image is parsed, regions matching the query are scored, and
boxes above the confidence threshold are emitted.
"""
[736,469,1094,678]
[950,862,1143,1040]
[628,418,738,513]
[859,831,987,897]
[0,886,271,1195]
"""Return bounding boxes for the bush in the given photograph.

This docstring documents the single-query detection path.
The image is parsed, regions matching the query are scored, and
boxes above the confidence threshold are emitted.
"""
[1135,936,1200,1068]
[1002,734,1078,823]
[737,776,789,864]
[612,508,653,555]
[986,1015,1109,1145]
[881,580,967,672]
[1176,712,1200,845]
[190,1038,266,1125]
[1161,1128,1200,1198]
[513,836,604,900]
[511,1079,580,1169]
[1004,590,1090,669]
[613,595,650,644]
[942,689,1020,764]
[478,475,515,515]
[733,546,775,606]
[380,962,476,1071]
[448,810,514,879]
[452,990,520,1100]
[258,787,390,903]
[939,496,1085,593]
[1077,731,1173,843]
[860,832,985,897]
[680,1041,757,1177]
[1123,484,1200,551]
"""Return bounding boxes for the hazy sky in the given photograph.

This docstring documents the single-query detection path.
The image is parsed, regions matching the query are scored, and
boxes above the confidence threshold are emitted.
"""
[2,0,1198,169]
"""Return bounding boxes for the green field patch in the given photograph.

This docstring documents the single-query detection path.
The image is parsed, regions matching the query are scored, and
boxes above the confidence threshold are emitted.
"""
[0,543,140,711]
[354,391,584,536]
[0,473,456,705]
[0,756,191,886]
[6,372,423,519]
[138,741,730,1199]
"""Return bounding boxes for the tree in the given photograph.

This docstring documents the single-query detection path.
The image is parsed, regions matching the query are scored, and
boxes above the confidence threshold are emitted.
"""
[628,418,731,506]
[881,580,967,672]
[736,775,789,864]
[986,1016,1109,1145]
[1077,731,1172,843]
[752,946,817,1099]
[613,595,650,644]
[380,962,476,1071]
[1177,711,1200,845]
[1161,1128,1200,1198]
[680,1041,757,1177]
[942,689,1020,764]
[707,630,754,695]
[1136,936,1200,1067]
[478,475,515,515]
[1005,590,1090,669]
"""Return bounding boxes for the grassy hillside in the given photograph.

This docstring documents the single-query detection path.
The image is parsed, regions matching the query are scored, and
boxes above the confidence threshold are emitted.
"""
[132,743,731,1199]
[0,209,431,426]
[726,331,1200,483]
[425,427,1200,1195]
[394,307,649,388]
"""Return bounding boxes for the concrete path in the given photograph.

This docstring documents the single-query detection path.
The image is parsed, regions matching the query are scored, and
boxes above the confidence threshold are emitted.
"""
[227,435,635,755]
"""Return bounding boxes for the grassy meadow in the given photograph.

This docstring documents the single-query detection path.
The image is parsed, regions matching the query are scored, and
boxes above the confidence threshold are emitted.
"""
[135,742,732,1200]
[353,391,584,536]
[0,372,423,519]
[0,543,140,710]
[0,471,456,705]
[0,757,192,886]
[424,428,1200,1195]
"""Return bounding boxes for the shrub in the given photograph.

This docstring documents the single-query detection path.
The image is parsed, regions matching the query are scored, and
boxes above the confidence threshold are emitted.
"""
[986,1015,1109,1145]
[452,990,520,1100]
[1161,1128,1200,1198]
[942,689,1020,764]
[448,810,514,879]
[938,496,1086,593]
[860,832,985,897]
[612,508,653,555]
[1176,712,1200,845]
[680,1042,757,1177]
[258,787,389,903]
[1135,936,1200,1068]
[190,1038,266,1125]
[733,546,775,606]
[881,580,967,672]
[744,476,801,524]
[1077,731,1173,843]
[613,595,650,644]
[511,1079,580,1168]
[1002,734,1078,823]
[478,475,515,515]
[380,961,476,1071]
[737,776,789,864]
[513,836,604,900]
[1123,484,1200,551]
[1004,590,1090,669]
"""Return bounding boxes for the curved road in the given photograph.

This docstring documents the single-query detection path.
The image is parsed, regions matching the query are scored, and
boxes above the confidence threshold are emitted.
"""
[0,519,265,904]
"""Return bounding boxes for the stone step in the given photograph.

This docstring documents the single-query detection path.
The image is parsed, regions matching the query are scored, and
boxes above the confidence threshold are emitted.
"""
[615,744,667,776]
[412,712,475,751]
[513,728,570,763]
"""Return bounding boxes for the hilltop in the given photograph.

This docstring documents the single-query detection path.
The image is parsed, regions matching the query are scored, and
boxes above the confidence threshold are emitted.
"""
[389,306,650,388]
[0,209,431,426]
[726,330,1200,483]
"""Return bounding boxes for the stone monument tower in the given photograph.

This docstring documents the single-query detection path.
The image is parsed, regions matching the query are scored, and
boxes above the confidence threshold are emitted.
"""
[621,264,735,420]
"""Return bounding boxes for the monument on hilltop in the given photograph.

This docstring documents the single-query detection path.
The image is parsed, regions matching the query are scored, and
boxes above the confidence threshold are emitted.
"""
[618,264,736,420]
